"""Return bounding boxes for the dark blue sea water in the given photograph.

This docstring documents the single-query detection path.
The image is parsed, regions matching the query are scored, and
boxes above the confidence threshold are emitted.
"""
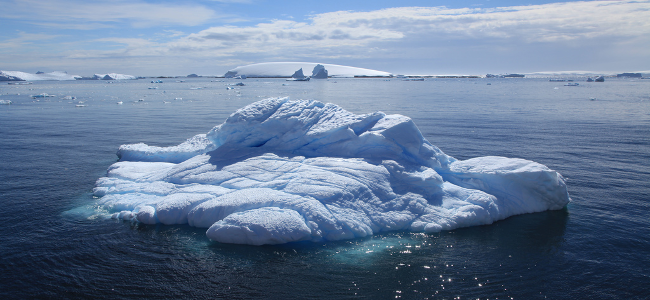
[1,78,648,299]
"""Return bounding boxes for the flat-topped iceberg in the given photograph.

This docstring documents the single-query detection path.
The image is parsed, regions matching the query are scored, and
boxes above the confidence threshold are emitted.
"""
[94,98,570,245]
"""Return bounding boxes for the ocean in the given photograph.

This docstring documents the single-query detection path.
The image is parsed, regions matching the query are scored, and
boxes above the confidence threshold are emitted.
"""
[1,77,648,299]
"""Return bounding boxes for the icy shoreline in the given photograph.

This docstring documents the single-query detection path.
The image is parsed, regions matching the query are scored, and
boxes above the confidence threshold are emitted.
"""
[0,70,136,81]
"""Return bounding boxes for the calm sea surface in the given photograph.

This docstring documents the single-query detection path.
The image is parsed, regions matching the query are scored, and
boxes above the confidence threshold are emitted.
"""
[1,78,648,299]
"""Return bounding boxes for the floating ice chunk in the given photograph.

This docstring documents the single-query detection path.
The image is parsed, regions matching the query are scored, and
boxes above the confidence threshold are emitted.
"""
[93,98,570,245]
[31,93,55,98]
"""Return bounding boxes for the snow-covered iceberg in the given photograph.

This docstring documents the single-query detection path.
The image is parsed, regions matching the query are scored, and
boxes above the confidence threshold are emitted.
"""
[225,62,391,78]
[94,98,570,245]
[0,70,80,81]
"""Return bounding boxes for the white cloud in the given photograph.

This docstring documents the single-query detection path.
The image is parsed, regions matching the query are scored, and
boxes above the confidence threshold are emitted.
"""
[167,18,404,57]
[306,1,650,43]
[148,1,648,62]
[0,0,218,28]
[0,32,60,50]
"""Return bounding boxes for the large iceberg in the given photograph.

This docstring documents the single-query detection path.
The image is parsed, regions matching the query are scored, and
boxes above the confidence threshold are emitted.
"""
[224,62,391,78]
[94,98,570,245]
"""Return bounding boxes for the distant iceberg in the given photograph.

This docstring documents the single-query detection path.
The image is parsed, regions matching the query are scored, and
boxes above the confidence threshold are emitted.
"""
[291,68,306,79]
[287,68,310,81]
[94,98,570,245]
[311,64,328,79]
[225,62,391,78]
[0,70,80,81]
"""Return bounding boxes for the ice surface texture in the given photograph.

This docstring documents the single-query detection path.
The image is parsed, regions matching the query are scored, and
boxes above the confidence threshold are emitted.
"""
[94,98,570,245]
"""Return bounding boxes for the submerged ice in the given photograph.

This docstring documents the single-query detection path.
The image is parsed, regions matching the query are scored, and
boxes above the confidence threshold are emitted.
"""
[94,98,570,245]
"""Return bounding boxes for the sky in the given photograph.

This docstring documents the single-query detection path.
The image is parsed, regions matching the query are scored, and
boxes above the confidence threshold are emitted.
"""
[0,0,649,76]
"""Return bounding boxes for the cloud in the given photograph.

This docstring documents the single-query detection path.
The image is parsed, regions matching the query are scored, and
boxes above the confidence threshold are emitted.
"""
[0,0,218,28]
[2,1,648,74]
[307,1,650,43]
[151,1,649,61]
[0,32,61,50]
[165,17,404,58]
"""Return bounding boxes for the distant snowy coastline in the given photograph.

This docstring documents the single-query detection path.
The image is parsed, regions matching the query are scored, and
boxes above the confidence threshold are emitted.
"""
[77,73,137,80]
[0,70,136,81]
[225,62,392,78]
[1,71,80,81]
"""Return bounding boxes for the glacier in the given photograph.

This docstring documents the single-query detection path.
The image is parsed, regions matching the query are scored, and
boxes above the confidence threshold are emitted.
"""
[224,62,391,78]
[0,70,136,81]
[94,98,570,245]
[0,70,80,81]
[85,73,137,80]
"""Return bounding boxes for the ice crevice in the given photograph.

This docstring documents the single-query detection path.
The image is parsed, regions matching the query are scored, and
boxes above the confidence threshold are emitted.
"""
[93,97,571,245]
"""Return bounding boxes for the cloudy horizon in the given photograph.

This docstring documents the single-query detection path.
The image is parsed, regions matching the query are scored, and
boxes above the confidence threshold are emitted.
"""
[1,0,648,76]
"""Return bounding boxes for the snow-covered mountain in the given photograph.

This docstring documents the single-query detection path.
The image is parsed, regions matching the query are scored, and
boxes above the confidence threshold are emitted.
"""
[0,70,137,81]
[0,71,80,81]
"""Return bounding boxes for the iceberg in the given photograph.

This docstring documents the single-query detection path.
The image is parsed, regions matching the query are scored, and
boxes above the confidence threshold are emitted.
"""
[311,64,328,79]
[225,62,391,78]
[0,70,81,81]
[287,68,310,81]
[94,98,570,245]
